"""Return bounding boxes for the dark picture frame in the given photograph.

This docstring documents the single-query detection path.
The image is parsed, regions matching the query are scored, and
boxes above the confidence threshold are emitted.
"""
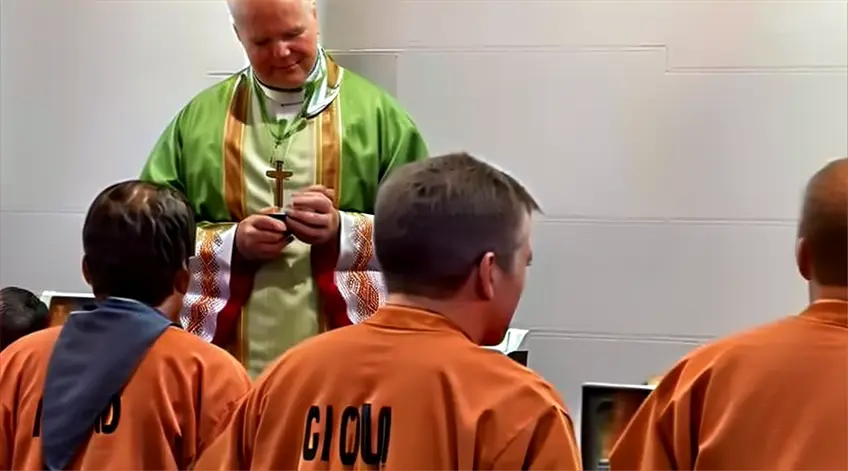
[39,292,96,327]
[580,382,654,470]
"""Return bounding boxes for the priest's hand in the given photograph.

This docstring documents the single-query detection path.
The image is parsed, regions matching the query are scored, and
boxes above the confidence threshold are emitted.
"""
[286,185,340,245]
[235,210,293,261]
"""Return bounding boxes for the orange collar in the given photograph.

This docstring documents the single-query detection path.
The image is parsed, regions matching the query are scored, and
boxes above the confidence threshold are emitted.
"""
[365,304,473,341]
[800,300,848,327]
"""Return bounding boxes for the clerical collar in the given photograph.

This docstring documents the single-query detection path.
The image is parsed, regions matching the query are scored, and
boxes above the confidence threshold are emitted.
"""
[256,79,305,107]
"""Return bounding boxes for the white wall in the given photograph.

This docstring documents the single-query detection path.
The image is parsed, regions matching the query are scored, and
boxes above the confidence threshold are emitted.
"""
[2,0,846,416]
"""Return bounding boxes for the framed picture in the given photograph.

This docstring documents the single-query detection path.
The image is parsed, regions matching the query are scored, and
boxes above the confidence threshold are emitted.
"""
[39,291,96,327]
[580,382,655,470]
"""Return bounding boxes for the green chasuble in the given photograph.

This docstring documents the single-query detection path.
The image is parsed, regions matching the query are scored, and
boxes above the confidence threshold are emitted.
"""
[140,48,428,377]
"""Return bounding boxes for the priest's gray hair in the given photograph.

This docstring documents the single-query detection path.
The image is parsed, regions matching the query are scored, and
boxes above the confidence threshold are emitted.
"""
[227,0,314,24]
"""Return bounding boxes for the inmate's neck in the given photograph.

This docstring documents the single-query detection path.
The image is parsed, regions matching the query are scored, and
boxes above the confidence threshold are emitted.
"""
[157,295,184,323]
[92,293,181,321]
[385,293,485,344]
[810,284,848,303]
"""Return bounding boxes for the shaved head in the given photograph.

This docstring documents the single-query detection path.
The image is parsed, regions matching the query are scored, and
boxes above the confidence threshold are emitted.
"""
[798,157,848,286]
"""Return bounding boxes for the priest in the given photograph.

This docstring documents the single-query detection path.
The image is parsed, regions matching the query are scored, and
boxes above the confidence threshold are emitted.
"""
[141,0,429,376]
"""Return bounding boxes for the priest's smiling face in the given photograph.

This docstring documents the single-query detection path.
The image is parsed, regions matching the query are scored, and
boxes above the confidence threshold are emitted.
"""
[230,0,319,90]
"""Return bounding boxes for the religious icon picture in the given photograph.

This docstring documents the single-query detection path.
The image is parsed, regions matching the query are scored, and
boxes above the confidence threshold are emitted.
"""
[39,291,96,327]
[580,382,654,470]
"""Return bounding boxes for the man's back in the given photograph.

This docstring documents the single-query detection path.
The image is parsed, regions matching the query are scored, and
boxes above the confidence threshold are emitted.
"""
[0,324,251,470]
[195,305,581,470]
[610,300,848,470]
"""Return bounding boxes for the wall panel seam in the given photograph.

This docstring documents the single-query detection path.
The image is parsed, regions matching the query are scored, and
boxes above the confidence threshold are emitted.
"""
[525,329,712,344]
[536,216,797,226]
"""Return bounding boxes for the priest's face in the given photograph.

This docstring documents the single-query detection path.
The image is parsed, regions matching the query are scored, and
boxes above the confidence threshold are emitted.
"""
[233,0,319,90]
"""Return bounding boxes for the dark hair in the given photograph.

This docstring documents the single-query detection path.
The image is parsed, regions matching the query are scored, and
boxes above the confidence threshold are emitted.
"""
[374,152,540,298]
[82,180,196,306]
[798,158,848,286]
[0,287,50,350]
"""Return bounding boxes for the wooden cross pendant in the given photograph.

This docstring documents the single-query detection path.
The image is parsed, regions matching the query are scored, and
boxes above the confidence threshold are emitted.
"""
[266,160,293,209]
